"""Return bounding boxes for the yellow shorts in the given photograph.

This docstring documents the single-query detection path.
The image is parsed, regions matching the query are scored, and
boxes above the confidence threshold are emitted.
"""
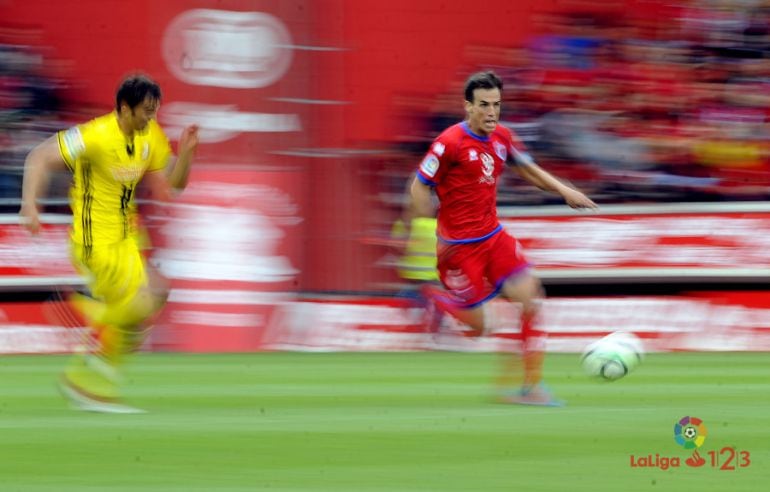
[70,235,149,306]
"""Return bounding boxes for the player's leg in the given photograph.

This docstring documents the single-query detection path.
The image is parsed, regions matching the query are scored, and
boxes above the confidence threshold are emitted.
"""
[92,237,164,362]
[487,232,562,406]
[498,273,562,406]
[500,273,545,385]
[420,283,485,335]
[61,237,161,411]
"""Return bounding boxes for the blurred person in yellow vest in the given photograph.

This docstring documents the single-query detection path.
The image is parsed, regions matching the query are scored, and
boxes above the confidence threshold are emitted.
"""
[391,214,439,285]
[389,172,440,304]
[389,176,444,336]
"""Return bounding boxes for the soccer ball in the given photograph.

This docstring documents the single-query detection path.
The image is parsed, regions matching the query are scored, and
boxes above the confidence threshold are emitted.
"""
[581,332,644,381]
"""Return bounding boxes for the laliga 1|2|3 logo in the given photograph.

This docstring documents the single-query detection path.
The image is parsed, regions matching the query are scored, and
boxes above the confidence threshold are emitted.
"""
[629,416,752,471]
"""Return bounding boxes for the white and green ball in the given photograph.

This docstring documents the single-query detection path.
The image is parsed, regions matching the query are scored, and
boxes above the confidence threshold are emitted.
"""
[581,332,644,381]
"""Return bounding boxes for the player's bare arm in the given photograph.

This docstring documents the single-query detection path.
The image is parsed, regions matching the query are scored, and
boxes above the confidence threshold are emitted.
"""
[165,124,199,190]
[409,175,434,218]
[514,161,597,210]
[143,169,175,203]
[19,135,68,234]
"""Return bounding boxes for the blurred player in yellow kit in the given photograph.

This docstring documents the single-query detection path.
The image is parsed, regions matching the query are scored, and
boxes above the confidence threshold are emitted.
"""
[20,74,199,413]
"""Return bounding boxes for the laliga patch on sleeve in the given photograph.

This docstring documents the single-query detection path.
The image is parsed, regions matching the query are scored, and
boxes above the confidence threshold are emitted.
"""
[62,127,85,159]
[420,154,440,177]
[432,141,445,157]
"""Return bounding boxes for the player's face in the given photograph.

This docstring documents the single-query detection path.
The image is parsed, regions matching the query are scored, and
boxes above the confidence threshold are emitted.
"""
[465,88,501,136]
[129,97,159,132]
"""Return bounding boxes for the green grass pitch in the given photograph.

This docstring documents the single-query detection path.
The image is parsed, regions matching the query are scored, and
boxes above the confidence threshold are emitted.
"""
[0,352,768,491]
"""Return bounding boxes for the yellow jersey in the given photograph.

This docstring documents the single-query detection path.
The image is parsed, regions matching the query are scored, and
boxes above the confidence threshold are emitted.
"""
[57,112,172,246]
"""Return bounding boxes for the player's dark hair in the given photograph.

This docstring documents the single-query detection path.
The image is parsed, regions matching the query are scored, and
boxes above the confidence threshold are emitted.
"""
[464,71,503,102]
[115,74,161,111]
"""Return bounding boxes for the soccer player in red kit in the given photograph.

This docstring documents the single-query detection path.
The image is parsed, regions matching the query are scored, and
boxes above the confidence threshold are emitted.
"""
[411,71,597,406]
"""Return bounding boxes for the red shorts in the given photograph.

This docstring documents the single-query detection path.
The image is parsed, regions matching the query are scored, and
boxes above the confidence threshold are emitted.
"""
[436,230,531,308]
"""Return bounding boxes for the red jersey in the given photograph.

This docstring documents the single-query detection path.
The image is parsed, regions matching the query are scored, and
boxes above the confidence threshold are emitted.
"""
[416,122,527,243]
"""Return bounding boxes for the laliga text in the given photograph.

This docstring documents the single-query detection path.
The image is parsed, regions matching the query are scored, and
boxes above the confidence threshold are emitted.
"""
[630,447,751,471]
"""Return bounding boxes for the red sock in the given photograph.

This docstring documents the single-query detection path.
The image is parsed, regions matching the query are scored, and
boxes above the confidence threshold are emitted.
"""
[521,310,547,387]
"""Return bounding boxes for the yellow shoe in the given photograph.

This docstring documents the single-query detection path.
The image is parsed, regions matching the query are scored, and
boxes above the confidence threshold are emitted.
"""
[63,354,120,400]
[58,376,145,414]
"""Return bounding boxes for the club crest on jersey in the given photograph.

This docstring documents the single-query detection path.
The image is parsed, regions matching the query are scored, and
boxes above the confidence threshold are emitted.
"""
[493,141,507,161]
[468,149,478,161]
[480,153,494,175]
[479,152,495,184]
[420,154,440,178]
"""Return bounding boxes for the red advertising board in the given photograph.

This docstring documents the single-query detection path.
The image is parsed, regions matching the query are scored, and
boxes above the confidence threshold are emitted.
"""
[258,293,770,353]
[500,203,770,282]
[1,0,314,347]
[146,166,305,352]
[8,204,770,291]
[0,302,89,354]
[4,292,770,354]
[0,217,79,289]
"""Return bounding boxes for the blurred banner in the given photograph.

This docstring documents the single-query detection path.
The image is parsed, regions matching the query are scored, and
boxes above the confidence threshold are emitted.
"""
[147,166,305,352]
[6,204,770,288]
[5,204,770,353]
[500,203,770,283]
[4,292,770,354]
[258,292,770,353]
[0,302,88,354]
[0,217,77,289]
